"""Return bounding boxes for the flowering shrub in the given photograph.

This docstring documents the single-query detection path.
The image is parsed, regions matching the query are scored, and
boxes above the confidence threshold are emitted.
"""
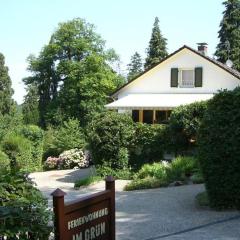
[44,149,90,170]
[44,157,62,170]
[60,149,89,169]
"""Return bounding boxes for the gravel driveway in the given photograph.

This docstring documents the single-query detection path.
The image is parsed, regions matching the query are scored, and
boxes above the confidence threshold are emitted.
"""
[30,169,240,240]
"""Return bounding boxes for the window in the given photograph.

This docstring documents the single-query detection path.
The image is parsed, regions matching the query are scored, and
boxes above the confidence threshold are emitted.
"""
[143,110,153,124]
[131,110,171,124]
[180,69,194,87]
[155,110,172,124]
[132,110,139,122]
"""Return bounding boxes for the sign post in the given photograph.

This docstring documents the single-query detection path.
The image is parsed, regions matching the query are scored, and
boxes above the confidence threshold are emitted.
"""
[51,176,115,240]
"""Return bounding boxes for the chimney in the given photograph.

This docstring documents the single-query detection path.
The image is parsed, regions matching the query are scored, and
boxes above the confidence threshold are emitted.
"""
[197,43,208,56]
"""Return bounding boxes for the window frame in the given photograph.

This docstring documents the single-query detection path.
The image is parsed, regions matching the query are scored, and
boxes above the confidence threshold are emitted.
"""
[179,68,195,88]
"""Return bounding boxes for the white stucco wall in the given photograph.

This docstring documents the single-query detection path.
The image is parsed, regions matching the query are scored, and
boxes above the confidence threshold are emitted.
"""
[117,48,240,99]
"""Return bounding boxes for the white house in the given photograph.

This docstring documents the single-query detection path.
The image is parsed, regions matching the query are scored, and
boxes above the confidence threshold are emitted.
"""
[105,44,240,124]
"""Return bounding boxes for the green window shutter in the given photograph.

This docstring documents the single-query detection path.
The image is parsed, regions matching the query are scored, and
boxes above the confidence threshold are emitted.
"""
[195,67,203,87]
[171,68,178,87]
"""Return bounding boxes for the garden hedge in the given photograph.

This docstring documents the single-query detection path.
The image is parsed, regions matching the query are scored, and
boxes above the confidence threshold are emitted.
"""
[169,101,207,154]
[87,111,134,169]
[198,88,240,209]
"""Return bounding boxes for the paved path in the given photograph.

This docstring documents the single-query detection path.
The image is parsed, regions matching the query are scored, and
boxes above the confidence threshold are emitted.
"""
[30,169,240,240]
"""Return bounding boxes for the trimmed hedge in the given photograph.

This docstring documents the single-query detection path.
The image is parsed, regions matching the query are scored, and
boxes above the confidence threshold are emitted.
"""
[169,101,207,154]
[87,111,134,169]
[198,88,240,209]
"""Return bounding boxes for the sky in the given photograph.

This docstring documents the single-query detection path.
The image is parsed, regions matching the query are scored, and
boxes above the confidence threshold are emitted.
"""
[0,0,224,104]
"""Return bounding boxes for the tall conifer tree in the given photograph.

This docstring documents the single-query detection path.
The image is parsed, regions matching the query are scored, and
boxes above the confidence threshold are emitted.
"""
[144,17,168,70]
[215,0,240,71]
[127,52,143,81]
[0,53,14,115]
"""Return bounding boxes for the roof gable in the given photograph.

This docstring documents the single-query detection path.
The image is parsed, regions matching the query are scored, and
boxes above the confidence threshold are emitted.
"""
[112,45,240,97]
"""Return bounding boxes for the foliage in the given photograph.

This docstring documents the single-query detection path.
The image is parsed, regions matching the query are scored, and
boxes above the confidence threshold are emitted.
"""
[195,191,209,207]
[136,162,168,180]
[53,118,85,154]
[20,125,44,170]
[0,150,10,171]
[96,162,132,180]
[0,112,23,142]
[144,17,168,70]
[43,119,85,159]
[198,88,240,209]
[191,171,204,184]
[59,148,89,169]
[24,18,124,127]
[126,156,200,191]
[74,176,102,188]
[166,156,198,182]
[129,123,167,169]
[43,126,58,159]
[124,177,166,191]
[44,156,62,170]
[0,53,14,115]
[44,149,89,170]
[215,0,240,71]
[168,101,208,154]
[22,84,40,125]
[87,111,134,170]
[127,52,143,81]
[1,134,35,172]
[0,170,52,239]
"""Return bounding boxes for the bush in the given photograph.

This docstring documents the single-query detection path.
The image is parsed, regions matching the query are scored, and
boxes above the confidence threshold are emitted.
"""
[166,156,198,182]
[198,88,240,209]
[0,113,23,142]
[59,148,89,169]
[124,177,166,191]
[169,101,207,154]
[87,111,134,170]
[129,123,168,169]
[0,150,10,170]
[96,162,132,180]
[44,149,89,170]
[136,162,168,180]
[125,157,200,191]
[43,126,58,159]
[0,169,52,238]
[1,134,35,171]
[191,171,204,184]
[20,125,44,170]
[43,119,85,159]
[44,156,62,170]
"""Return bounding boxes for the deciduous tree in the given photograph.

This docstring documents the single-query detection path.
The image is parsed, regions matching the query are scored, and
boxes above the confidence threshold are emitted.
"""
[24,18,124,127]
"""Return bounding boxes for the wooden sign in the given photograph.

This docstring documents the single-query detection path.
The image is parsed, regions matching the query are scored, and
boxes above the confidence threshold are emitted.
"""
[51,176,115,240]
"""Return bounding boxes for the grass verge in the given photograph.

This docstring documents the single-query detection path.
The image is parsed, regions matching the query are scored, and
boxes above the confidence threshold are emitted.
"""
[74,175,102,189]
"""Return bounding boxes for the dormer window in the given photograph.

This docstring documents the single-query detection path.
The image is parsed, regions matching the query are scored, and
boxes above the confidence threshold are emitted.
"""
[180,69,194,88]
